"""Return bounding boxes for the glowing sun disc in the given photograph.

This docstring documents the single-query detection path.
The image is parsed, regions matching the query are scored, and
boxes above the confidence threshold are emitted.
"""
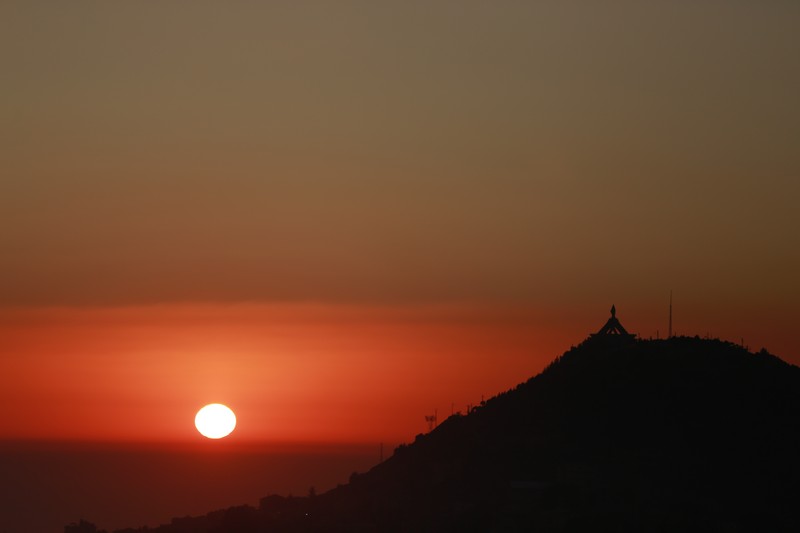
[195,403,236,439]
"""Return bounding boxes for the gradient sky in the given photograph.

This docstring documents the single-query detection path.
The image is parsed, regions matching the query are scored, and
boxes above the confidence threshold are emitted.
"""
[1,1,798,443]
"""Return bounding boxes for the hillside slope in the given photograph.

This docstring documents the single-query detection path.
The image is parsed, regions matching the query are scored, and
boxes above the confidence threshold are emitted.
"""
[86,336,800,533]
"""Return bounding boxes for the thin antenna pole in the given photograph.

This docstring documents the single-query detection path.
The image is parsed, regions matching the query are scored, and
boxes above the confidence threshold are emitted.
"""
[668,290,673,339]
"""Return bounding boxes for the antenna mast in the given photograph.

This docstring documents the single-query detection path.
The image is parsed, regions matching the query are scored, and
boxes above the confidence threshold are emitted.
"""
[668,290,673,339]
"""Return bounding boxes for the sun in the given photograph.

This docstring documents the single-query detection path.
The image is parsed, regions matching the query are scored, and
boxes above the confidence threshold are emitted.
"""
[195,403,236,439]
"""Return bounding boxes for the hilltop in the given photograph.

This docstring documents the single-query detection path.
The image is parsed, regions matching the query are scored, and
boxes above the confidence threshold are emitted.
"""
[72,335,800,532]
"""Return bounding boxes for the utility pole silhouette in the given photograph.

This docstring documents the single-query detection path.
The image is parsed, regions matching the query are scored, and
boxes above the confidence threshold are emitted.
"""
[425,409,438,431]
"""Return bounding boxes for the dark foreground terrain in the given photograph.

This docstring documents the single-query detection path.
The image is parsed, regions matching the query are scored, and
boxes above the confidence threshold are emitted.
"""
[70,335,800,532]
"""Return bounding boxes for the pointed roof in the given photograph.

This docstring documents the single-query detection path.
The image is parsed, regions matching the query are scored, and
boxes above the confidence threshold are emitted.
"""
[596,304,631,336]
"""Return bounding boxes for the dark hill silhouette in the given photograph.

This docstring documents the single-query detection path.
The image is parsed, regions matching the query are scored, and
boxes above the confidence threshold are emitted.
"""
[73,335,800,533]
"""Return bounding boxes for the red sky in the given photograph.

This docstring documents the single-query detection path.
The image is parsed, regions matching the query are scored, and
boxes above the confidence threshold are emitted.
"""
[0,304,569,443]
[2,301,795,444]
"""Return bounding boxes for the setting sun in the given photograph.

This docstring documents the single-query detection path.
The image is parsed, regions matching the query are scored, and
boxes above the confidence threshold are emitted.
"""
[194,404,236,439]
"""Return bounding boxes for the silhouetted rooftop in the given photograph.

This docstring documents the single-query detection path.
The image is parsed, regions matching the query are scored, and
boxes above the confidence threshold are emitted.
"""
[593,304,633,338]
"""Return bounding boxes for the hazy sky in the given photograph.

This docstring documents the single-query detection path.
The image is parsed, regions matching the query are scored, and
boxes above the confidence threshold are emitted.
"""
[3,1,797,305]
[1,1,799,441]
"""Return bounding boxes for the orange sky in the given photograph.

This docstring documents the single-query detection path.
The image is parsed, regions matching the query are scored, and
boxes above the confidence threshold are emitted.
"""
[1,2,798,445]
[2,302,796,444]
[0,304,566,443]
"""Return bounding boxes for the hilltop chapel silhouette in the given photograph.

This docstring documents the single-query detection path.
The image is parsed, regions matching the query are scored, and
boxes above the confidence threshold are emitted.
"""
[590,305,635,343]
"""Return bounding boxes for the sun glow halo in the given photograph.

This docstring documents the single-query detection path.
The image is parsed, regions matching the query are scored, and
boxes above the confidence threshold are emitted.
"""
[195,403,236,439]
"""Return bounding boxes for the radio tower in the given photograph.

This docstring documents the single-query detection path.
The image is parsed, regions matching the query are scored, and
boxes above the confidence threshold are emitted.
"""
[668,290,673,339]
